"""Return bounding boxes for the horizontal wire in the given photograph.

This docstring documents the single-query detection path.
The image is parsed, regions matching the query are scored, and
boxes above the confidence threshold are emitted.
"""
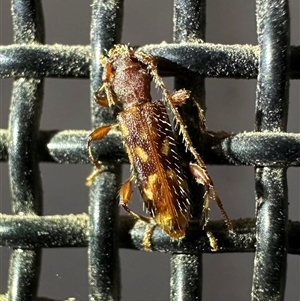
[1,129,300,166]
[1,44,300,79]
[1,214,300,254]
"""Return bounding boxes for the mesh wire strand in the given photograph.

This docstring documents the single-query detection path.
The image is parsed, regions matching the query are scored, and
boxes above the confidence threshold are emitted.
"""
[0,0,297,300]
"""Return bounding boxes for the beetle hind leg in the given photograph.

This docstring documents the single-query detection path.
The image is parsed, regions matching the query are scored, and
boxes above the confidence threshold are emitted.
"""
[120,177,156,250]
[120,177,152,223]
[189,163,233,232]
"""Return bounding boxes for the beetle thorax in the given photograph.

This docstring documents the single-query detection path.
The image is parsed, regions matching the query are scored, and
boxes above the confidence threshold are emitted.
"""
[111,56,152,109]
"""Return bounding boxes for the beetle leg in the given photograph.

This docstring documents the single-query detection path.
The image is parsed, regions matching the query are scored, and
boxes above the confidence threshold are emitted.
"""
[120,177,152,223]
[206,231,218,252]
[94,84,109,107]
[191,98,208,133]
[86,124,117,185]
[86,170,102,186]
[201,190,210,228]
[170,89,191,106]
[88,124,115,168]
[120,177,156,250]
[189,163,233,232]
[143,224,156,251]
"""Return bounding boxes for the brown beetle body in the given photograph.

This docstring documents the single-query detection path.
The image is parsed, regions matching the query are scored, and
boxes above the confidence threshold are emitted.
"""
[88,45,232,250]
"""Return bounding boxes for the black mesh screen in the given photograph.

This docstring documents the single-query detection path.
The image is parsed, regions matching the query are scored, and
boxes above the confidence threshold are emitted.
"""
[1,0,299,301]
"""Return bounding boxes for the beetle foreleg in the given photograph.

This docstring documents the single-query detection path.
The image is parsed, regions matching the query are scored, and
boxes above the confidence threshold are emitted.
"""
[95,84,109,107]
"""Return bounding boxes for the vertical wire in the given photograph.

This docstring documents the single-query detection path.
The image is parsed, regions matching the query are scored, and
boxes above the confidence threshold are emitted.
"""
[171,0,206,300]
[252,1,290,300]
[89,1,123,300]
[7,1,44,301]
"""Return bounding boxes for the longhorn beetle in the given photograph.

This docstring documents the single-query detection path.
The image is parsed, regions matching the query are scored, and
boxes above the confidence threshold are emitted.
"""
[87,45,233,251]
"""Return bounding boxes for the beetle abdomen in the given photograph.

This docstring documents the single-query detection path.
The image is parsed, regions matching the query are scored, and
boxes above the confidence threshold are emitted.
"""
[118,101,191,239]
